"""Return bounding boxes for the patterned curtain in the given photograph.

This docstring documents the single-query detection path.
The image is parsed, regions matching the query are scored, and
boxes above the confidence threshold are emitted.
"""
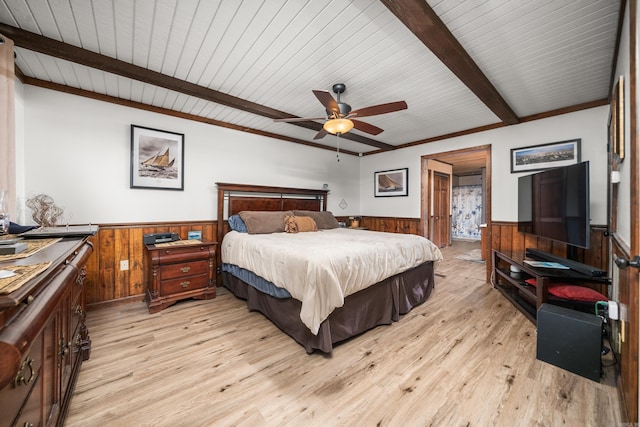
[451,185,483,240]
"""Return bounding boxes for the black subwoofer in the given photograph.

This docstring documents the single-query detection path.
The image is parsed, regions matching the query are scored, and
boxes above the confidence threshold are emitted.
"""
[536,303,603,382]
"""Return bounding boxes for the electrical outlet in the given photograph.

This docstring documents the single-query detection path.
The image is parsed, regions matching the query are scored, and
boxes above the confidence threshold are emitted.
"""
[120,260,129,271]
[608,301,619,320]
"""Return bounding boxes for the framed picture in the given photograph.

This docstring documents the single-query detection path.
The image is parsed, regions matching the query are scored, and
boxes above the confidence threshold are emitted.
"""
[610,75,625,163]
[510,139,581,173]
[374,168,408,197]
[130,125,184,190]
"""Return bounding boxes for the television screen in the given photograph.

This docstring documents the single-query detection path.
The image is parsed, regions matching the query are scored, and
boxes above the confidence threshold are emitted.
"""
[518,161,590,249]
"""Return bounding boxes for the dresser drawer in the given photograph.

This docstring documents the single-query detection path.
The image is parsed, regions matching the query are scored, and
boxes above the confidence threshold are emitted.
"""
[11,373,41,427]
[160,260,209,280]
[0,336,42,427]
[160,274,209,295]
[70,289,84,339]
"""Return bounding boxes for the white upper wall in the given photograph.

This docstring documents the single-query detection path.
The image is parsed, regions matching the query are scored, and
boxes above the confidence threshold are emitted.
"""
[21,86,360,224]
[19,85,608,226]
[360,106,609,224]
[612,1,631,247]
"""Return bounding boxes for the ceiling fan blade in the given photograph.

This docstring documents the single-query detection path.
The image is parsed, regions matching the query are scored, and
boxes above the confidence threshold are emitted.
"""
[274,116,326,123]
[352,119,384,135]
[313,127,328,140]
[349,101,407,118]
[313,90,339,115]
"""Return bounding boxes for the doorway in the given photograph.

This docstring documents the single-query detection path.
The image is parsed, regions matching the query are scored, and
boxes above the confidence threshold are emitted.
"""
[421,145,491,253]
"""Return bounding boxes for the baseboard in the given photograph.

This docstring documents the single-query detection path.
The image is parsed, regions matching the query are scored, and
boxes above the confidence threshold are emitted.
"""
[86,294,145,311]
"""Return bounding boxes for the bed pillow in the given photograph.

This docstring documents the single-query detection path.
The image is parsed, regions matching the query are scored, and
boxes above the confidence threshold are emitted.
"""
[525,278,607,302]
[238,210,293,234]
[293,210,339,229]
[284,215,318,233]
[228,214,248,233]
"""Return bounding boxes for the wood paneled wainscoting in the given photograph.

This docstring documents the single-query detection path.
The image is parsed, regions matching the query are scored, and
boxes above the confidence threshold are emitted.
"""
[84,221,216,307]
[348,216,422,235]
[84,217,421,307]
[84,219,607,308]
[488,221,609,294]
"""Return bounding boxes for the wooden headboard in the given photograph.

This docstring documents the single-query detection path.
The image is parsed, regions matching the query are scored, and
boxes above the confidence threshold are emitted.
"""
[215,182,329,276]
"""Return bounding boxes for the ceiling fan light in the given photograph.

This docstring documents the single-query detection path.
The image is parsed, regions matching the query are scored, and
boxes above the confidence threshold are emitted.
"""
[324,118,354,135]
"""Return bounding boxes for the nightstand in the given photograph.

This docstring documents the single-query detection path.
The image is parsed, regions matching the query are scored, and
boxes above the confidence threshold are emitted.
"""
[144,241,217,313]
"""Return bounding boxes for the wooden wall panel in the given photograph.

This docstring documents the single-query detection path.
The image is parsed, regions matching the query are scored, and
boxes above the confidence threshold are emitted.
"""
[85,218,607,307]
[85,221,216,307]
[488,222,609,294]
[358,216,421,235]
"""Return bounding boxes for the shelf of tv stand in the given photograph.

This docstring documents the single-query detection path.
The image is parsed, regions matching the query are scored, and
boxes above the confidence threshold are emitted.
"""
[492,249,610,324]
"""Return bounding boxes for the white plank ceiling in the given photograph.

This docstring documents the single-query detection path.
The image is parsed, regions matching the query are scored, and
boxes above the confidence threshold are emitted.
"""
[0,0,622,158]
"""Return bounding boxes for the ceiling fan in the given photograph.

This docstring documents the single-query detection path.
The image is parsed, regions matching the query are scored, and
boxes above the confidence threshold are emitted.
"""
[274,83,407,140]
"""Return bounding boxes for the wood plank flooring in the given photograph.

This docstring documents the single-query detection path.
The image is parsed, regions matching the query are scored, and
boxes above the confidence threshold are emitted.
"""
[66,240,623,426]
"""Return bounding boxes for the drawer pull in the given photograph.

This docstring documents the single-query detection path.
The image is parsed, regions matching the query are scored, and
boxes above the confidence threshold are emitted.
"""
[14,357,35,387]
[180,281,190,288]
[180,266,191,273]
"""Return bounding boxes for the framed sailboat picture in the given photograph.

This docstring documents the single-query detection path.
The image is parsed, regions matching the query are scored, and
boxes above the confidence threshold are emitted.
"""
[130,125,184,190]
[374,168,408,197]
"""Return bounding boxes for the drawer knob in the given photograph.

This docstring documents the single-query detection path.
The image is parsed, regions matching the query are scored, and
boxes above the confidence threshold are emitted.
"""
[180,281,190,288]
[14,357,35,387]
[180,266,191,273]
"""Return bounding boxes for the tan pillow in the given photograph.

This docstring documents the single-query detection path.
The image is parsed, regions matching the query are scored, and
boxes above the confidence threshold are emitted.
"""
[284,215,318,233]
[238,210,293,234]
[293,210,339,229]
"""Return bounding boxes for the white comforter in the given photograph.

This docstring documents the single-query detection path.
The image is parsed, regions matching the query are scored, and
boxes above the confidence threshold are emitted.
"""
[222,228,443,335]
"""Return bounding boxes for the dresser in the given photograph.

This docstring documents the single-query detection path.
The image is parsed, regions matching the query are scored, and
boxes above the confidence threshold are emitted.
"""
[144,241,217,313]
[0,236,94,427]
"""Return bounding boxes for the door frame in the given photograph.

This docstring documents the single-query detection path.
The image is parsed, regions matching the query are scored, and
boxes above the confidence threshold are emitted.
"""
[421,145,492,273]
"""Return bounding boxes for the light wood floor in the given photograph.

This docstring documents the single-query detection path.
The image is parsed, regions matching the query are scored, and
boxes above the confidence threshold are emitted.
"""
[66,240,623,426]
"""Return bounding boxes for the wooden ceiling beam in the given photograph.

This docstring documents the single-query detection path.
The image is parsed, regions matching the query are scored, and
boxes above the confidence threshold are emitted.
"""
[0,23,394,151]
[381,0,520,125]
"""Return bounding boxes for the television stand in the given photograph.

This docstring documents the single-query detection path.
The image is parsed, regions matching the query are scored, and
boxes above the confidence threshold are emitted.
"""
[525,248,607,277]
[492,250,610,324]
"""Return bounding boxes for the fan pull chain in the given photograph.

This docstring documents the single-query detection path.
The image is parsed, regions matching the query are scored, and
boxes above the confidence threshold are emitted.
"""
[336,133,340,162]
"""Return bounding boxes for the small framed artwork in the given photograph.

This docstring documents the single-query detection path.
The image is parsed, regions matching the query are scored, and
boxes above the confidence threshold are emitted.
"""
[510,139,581,173]
[611,75,625,163]
[130,125,184,190]
[374,168,408,197]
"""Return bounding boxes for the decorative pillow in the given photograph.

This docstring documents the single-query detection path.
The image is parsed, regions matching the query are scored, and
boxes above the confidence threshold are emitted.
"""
[293,210,339,229]
[284,215,318,233]
[525,278,607,302]
[228,214,247,233]
[238,210,293,234]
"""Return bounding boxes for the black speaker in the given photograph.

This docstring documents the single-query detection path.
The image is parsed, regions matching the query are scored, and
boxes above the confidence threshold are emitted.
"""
[536,303,603,382]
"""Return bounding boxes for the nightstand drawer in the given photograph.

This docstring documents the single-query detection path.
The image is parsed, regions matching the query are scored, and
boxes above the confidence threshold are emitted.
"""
[160,260,209,280]
[160,274,208,295]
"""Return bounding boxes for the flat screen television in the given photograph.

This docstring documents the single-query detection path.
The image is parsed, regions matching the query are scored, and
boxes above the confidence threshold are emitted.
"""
[517,161,590,249]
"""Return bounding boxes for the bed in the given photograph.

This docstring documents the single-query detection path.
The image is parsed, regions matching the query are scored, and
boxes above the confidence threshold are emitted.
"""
[216,183,443,353]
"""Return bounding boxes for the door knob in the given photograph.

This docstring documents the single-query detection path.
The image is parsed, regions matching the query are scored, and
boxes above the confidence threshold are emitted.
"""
[614,255,640,270]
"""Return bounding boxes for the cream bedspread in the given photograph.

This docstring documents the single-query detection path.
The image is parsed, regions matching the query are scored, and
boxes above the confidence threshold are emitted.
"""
[222,228,443,335]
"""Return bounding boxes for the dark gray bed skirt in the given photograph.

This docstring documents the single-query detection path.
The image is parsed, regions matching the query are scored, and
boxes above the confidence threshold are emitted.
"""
[222,261,436,353]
